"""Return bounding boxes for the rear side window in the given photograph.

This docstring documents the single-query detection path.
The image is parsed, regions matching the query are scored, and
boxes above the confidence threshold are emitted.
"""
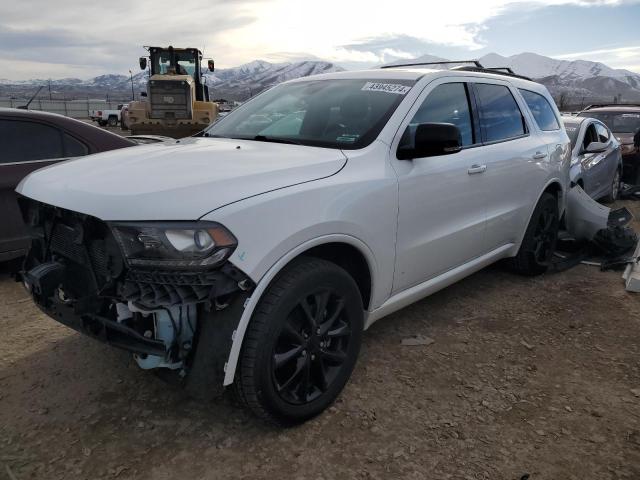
[595,123,610,143]
[63,133,89,157]
[407,83,474,146]
[0,119,64,163]
[474,83,527,143]
[518,89,560,131]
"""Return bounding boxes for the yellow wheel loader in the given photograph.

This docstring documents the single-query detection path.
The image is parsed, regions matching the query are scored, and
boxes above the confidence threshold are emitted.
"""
[128,46,218,138]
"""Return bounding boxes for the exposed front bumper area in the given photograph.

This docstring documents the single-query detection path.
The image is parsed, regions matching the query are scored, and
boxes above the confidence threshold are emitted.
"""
[19,198,252,368]
[25,264,166,357]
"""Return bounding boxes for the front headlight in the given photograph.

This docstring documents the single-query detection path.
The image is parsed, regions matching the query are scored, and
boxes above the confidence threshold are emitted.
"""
[111,221,237,269]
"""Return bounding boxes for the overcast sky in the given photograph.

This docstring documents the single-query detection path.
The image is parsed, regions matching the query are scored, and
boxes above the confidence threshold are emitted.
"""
[2,0,639,80]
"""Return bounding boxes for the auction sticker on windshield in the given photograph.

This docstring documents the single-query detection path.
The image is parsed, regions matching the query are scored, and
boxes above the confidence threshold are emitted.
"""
[361,82,412,95]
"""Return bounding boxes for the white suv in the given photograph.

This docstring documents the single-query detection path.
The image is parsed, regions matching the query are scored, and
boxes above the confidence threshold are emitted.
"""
[18,65,570,425]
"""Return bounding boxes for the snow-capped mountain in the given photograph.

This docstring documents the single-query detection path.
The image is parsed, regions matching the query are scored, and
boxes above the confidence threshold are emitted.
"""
[478,52,640,92]
[201,60,343,98]
[381,52,640,103]
[0,60,343,101]
[3,53,639,104]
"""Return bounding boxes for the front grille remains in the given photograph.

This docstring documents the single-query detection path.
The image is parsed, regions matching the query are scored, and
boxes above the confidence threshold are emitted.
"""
[50,223,89,265]
[48,217,123,283]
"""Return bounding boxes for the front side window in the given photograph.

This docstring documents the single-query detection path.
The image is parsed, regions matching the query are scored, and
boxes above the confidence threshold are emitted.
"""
[519,89,560,131]
[204,78,416,149]
[0,119,63,164]
[405,82,474,147]
[583,124,598,150]
[475,83,527,143]
[595,123,610,143]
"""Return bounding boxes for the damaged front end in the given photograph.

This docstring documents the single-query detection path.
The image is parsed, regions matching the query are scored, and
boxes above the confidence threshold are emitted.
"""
[19,198,253,385]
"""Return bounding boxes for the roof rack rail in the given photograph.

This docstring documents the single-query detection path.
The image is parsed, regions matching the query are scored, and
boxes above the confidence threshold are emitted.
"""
[381,60,533,81]
[451,65,532,81]
[582,103,640,110]
[380,60,483,69]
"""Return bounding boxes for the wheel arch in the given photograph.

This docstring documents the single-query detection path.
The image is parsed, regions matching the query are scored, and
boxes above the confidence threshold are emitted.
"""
[512,178,565,254]
[222,234,376,386]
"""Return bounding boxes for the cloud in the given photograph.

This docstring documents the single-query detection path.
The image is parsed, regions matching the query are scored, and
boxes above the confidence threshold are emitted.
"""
[1,0,639,79]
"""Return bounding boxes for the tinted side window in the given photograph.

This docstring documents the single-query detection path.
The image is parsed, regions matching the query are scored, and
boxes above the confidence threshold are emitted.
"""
[0,119,63,163]
[409,83,474,146]
[583,124,598,150]
[595,124,609,143]
[475,83,526,142]
[63,133,89,156]
[518,89,560,131]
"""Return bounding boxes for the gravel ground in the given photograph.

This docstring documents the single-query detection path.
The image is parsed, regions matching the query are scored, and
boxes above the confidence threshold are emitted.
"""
[1,201,640,480]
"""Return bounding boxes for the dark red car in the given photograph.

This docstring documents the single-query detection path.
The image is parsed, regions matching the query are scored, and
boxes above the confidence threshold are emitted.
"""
[0,108,135,263]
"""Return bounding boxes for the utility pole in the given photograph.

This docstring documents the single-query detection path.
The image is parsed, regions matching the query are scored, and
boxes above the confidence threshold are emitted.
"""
[48,79,52,100]
[129,70,135,101]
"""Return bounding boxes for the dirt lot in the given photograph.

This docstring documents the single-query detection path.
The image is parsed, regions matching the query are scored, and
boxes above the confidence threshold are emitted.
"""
[2,202,640,480]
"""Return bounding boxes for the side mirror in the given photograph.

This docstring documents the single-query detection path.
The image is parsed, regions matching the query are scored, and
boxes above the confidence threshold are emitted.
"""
[397,123,462,160]
[208,60,215,72]
[585,141,608,153]
[139,57,147,70]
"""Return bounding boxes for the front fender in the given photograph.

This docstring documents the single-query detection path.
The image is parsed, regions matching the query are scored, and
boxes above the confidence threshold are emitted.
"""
[221,233,377,386]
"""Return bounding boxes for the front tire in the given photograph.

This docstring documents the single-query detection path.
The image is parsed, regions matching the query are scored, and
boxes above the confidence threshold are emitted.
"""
[235,257,363,425]
[603,168,621,203]
[507,192,559,276]
[107,116,118,127]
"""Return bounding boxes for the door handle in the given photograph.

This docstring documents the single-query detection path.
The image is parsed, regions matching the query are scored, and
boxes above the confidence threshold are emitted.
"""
[532,151,548,160]
[468,164,487,175]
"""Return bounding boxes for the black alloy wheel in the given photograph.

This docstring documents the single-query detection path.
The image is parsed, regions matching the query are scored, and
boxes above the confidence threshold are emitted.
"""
[272,289,352,405]
[235,257,363,425]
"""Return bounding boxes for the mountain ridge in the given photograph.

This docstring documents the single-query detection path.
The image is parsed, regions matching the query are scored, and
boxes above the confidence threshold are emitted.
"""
[1,53,639,103]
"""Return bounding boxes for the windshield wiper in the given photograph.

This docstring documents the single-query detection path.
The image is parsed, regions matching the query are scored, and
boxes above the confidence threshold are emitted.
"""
[251,135,303,145]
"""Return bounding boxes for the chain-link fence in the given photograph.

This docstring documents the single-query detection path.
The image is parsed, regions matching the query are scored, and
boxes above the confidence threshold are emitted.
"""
[0,98,126,118]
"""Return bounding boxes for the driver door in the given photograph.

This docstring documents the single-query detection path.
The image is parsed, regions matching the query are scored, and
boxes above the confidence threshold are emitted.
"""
[391,80,488,294]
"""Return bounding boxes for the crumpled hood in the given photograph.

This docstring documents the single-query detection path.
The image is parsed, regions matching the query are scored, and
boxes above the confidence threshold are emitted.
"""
[17,137,347,220]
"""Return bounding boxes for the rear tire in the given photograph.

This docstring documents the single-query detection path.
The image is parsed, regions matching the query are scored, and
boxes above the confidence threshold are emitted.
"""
[603,168,621,203]
[234,257,363,426]
[507,192,559,276]
[98,120,107,127]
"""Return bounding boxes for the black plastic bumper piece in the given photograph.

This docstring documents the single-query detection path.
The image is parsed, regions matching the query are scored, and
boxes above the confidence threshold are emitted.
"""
[24,262,166,357]
[36,299,167,357]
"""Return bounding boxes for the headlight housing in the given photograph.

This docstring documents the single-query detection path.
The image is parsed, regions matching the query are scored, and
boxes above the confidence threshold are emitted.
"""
[111,221,237,270]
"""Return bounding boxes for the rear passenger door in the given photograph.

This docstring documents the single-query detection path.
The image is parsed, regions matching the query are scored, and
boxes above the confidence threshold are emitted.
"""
[468,82,548,252]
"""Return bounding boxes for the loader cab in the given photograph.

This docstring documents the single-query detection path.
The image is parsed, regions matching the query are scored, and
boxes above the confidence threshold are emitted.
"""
[145,46,211,102]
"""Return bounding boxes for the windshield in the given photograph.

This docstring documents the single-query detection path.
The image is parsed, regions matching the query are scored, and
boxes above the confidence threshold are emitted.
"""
[152,50,197,80]
[204,78,416,149]
[578,111,640,133]
[563,121,581,149]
